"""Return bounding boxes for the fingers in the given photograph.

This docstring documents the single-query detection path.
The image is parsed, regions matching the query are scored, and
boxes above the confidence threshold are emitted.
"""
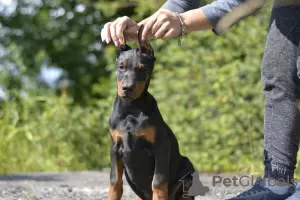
[116,16,133,45]
[116,19,127,45]
[161,29,177,40]
[110,19,119,46]
[151,20,162,37]
[100,9,178,46]
[101,22,112,43]
[142,9,180,40]
[142,13,158,40]
[101,16,138,46]
[154,22,169,39]
[126,25,139,41]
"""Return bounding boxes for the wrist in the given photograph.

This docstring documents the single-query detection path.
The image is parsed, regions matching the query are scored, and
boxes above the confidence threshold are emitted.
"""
[174,12,186,47]
[180,9,213,32]
[175,12,186,35]
[138,19,147,26]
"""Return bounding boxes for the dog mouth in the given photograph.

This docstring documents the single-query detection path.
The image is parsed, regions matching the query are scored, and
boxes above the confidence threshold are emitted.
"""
[118,89,138,101]
[120,94,135,101]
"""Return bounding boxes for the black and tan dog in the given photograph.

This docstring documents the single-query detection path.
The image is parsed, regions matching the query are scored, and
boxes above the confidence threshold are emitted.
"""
[108,25,195,200]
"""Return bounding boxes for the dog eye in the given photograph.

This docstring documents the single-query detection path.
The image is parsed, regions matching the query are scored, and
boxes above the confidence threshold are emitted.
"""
[118,64,126,70]
[118,62,126,70]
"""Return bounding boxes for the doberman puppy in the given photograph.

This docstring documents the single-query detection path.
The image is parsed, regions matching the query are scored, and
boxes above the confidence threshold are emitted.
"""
[108,25,195,200]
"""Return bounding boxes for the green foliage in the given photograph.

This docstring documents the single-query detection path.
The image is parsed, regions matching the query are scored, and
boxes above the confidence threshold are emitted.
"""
[148,9,269,173]
[2,0,300,177]
[0,95,111,173]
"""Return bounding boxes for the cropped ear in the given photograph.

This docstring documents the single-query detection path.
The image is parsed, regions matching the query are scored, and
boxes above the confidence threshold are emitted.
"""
[138,24,154,55]
[119,31,127,49]
[116,45,131,58]
[116,32,131,58]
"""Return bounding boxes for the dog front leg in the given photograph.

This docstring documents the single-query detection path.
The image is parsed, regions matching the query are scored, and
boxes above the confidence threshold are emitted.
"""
[108,144,124,200]
[152,140,170,200]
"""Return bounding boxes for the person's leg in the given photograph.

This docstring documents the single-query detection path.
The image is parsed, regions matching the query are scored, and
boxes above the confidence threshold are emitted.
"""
[263,6,300,185]
[285,19,300,200]
[228,5,300,200]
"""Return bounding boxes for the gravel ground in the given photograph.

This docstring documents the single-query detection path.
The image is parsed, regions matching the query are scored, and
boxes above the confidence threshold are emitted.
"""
[0,170,253,200]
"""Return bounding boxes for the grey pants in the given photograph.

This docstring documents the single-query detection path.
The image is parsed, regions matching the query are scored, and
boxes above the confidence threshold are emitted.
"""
[262,5,300,183]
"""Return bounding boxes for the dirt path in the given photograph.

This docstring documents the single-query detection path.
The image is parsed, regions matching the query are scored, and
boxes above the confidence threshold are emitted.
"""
[0,171,252,200]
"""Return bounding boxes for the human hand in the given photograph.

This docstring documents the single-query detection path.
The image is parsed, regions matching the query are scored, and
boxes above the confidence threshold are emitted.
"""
[100,9,181,46]
[142,9,181,40]
[101,16,139,46]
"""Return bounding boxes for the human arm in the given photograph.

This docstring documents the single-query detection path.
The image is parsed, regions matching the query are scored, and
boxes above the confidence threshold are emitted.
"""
[100,0,200,45]
[101,0,266,45]
[141,0,253,39]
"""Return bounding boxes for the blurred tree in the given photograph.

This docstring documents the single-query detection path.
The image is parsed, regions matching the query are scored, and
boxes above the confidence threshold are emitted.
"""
[0,0,175,102]
[1,0,104,102]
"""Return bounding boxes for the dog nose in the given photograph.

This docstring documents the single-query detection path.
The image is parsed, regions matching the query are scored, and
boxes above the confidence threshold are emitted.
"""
[122,85,133,92]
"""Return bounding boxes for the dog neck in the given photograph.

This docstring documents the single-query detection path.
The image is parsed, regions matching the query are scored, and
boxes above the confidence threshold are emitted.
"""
[115,90,157,119]
[109,90,157,131]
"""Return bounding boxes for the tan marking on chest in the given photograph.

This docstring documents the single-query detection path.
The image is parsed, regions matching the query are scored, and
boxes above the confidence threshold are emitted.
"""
[110,127,156,144]
[109,129,122,144]
[138,127,156,144]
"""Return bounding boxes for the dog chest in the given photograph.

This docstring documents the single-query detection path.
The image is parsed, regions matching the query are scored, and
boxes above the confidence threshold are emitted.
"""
[109,114,156,145]
[109,127,156,148]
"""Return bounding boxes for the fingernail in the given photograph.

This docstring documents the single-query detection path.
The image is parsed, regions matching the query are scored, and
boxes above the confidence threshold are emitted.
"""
[114,40,119,47]
[142,36,145,41]
[119,39,123,44]
[106,38,110,44]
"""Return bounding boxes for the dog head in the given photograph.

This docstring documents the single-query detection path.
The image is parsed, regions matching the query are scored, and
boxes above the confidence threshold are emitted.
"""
[116,25,156,101]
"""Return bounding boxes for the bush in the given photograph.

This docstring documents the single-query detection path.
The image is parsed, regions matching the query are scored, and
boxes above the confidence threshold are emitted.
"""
[0,95,112,173]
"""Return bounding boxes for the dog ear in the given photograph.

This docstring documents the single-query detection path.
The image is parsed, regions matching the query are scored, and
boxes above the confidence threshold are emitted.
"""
[116,32,131,57]
[138,24,154,55]
[119,31,127,49]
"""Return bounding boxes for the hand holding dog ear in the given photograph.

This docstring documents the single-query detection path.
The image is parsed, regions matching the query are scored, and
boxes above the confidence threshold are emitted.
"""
[142,9,181,40]
[101,16,139,46]
[101,9,181,47]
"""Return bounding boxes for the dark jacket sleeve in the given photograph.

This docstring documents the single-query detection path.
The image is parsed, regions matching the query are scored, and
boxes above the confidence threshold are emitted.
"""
[200,0,247,27]
[161,0,263,35]
[161,0,247,26]
[161,0,200,13]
